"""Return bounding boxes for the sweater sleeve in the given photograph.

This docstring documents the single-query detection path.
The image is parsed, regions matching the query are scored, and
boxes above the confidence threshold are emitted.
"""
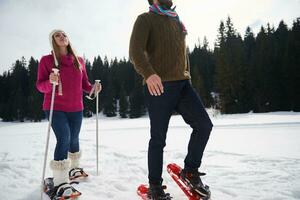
[129,14,156,80]
[80,58,93,93]
[36,56,52,94]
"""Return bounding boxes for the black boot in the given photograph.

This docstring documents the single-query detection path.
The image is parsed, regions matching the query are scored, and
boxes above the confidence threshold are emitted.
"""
[179,169,210,197]
[147,183,172,200]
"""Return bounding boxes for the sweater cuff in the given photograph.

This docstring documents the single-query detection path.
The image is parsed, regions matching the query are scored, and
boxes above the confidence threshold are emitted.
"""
[46,80,53,92]
[142,65,156,81]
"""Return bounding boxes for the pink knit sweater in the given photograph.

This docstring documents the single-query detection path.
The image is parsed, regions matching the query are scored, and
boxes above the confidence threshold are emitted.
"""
[36,54,93,112]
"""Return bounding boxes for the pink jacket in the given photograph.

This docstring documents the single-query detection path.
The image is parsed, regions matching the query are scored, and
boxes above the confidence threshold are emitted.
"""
[36,54,93,112]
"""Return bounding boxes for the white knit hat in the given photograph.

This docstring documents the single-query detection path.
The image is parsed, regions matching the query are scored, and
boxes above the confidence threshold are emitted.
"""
[49,29,65,67]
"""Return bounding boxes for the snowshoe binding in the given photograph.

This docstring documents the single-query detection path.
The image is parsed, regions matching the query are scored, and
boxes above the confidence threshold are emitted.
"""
[147,183,172,200]
[44,177,81,200]
[179,169,211,199]
[69,168,88,181]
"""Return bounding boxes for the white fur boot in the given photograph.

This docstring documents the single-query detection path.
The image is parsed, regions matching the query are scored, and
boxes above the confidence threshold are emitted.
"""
[49,159,81,198]
[68,151,81,169]
[50,159,70,186]
[68,151,88,180]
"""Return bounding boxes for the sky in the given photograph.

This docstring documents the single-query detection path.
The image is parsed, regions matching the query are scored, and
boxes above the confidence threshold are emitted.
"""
[0,0,299,73]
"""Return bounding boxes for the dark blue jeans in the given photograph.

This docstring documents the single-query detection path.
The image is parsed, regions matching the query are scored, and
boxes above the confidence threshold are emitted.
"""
[145,80,213,184]
[45,111,83,161]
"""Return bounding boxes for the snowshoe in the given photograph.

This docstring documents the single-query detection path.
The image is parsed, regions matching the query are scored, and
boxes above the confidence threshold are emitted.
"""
[43,177,81,200]
[167,163,211,200]
[179,169,210,198]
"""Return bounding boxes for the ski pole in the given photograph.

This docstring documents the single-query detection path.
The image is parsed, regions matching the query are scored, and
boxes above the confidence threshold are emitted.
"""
[95,80,100,176]
[41,68,59,199]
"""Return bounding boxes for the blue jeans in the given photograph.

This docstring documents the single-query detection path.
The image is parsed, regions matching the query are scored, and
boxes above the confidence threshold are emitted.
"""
[145,80,213,184]
[45,111,83,161]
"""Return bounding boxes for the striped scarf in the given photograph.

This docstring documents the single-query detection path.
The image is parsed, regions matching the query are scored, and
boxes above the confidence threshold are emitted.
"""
[149,3,187,34]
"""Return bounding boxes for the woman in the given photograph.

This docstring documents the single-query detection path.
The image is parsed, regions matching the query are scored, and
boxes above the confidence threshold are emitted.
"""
[36,29,101,199]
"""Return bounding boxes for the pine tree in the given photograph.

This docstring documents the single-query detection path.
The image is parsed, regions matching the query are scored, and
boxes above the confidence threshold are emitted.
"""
[286,18,300,111]
[243,27,256,111]
[103,83,117,117]
[119,85,128,118]
[0,74,4,120]
[226,16,236,38]
[103,59,117,117]
[0,71,13,121]
[28,57,44,121]
[215,17,249,113]
[0,73,8,121]
[91,56,103,82]
[189,39,215,107]
[215,21,225,49]
[85,59,93,80]
[90,56,104,114]
[83,59,93,117]
[274,20,290,110]
[253,25,276,112]
[129,74,145,118]
[11,57,29,121]
[190,65,205,100]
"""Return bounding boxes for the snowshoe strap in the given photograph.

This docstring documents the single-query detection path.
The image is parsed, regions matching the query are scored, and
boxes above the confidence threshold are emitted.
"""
[185,170,206,177]
[56,183,72,195]
[55,182,81,199]
[69,167,88,180]
[195,171,206,176]
[148,185,172,200]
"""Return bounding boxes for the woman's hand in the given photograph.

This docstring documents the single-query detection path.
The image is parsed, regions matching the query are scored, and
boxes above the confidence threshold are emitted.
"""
[49,72,59,84]
[94,82,102,94]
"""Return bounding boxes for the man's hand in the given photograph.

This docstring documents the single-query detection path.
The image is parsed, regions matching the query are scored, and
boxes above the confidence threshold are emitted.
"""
[146,74,164,96]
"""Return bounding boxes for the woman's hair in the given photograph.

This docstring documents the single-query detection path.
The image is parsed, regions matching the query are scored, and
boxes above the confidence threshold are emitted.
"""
[51,33,82,70]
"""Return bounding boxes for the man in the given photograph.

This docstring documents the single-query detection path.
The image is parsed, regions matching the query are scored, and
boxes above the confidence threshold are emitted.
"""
[129,0,213,199]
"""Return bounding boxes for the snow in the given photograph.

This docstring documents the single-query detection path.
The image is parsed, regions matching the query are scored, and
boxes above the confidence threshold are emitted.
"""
[0,111,300,200]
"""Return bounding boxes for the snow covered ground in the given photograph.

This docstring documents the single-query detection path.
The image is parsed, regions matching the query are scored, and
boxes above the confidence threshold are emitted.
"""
[0,111,300,200]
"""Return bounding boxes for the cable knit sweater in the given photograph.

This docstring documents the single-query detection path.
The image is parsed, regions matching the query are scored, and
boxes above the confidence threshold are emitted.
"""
[129,12,191,81]
[36,54,92,112]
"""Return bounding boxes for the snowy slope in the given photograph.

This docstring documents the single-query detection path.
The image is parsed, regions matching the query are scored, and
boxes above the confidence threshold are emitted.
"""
[0,112,300,200]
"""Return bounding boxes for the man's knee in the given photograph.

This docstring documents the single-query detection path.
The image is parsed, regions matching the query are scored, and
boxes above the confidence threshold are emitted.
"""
[191,118,213,135]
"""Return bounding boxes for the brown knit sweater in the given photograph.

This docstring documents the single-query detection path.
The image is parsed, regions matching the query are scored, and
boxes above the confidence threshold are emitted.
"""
[129,12,191,82]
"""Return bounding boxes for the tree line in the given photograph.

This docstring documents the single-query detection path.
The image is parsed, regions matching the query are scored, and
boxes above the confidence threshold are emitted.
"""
[0,17,299,122]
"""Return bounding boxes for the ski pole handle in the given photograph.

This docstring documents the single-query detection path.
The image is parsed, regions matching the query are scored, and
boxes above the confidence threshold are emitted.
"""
[94,80,101,95]
[50,68,59,85]
[85,80,101,100]
[52,68,59,75]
